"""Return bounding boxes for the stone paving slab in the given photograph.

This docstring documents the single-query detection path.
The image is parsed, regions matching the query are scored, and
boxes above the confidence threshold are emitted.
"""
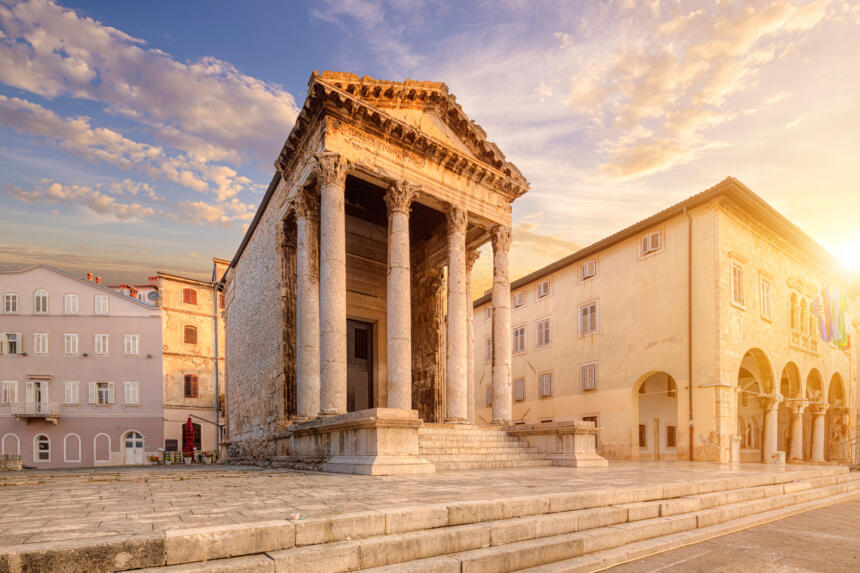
[0,461,844,548]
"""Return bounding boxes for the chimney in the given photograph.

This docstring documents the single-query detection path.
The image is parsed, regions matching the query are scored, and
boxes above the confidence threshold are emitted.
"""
[95,276,102,284]
[87,273,93,281]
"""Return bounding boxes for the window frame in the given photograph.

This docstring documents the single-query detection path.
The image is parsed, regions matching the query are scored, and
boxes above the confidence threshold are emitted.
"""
[123,334,140,356]
[3,293,18,313]
[512,290,526,309]
[183,325,198,345]
[34,289,48,314]
[1,332,21,354]
[535,316,552,349]
[536,279,552,300]
[538,372,553,398]
[184,374,199,398]
[63,293,79,314]
[638,229,664,258]
[483,335,493,363]
[579,258,598,281]
[94,295,110,315]
[513,378,526,402]
[666,425,677,448]
[512,323,526,355]
[94,333,109,355]
[638,424,647,448]
[730,260,745,308]
[91,381,115,405]
[124,381,140,405]
[578,300,599,336]
[580,361,598,392]
[485,305,492,321]
[64,333,79,355]
[182,288,198,305]
[759,276,772,320]
[34,434,50,463]
[64,381,79,405]
[1,381,18,404]
[33,333,48,355]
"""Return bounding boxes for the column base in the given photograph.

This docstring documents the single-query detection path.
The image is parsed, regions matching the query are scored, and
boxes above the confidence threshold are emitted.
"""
[284,408,435,476]
[445,416,469,424]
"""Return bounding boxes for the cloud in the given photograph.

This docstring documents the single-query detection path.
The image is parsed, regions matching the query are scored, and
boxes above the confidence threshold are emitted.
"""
[0,95,253,199]
[0,0,299,164]
[4,181,160,220]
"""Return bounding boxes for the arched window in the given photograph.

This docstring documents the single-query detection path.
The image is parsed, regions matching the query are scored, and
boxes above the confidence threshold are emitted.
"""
[184,374,199,398]
[34,434,50,462]
[1,433,20,455]
[64,433,81,463]
[34,289,48,313]
[800,299,808,336]
[790,293,798,331]
[182,288,198,305]
[94,433,111,463]
[183,325,197,345]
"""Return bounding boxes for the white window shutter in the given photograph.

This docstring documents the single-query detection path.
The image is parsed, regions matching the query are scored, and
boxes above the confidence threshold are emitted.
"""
[15,332,22,354]
[0,334,5,355]
[108,382,116,404]
[88,382,97,404]
[653,232,661,250]
[26,381,35,404]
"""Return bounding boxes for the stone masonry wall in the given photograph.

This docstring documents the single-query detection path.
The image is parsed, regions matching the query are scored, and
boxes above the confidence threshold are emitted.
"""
[412,266,446,422]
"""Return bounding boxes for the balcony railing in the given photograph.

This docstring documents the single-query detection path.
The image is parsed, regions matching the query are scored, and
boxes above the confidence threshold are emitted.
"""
[11,402,61,418]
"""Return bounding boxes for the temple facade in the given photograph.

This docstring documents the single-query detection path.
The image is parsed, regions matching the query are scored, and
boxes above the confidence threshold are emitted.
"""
[221,72,594,474]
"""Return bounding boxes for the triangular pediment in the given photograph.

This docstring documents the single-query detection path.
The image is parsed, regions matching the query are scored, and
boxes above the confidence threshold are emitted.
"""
[276,71,529,198]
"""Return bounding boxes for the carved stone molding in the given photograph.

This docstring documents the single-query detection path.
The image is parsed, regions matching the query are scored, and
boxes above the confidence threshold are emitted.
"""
[445,205,468,234]
[466,250,481,271]
[314,152,349,187]
[787,400,808,415]
[491,225,512,253]
[759,394,782,411]
[293,189,320,221]
[384,180,418,215]
[808,401,829,415]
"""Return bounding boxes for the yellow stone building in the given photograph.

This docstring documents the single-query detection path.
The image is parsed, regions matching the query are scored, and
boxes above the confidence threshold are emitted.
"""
[156,258,228,453]
[474,177,856,464]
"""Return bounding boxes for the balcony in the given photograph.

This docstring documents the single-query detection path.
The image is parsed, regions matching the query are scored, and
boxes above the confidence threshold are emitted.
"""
[12,402,60,424]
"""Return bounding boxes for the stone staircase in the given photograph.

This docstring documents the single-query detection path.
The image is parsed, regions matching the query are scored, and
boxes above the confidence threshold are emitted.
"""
[418,424,554,471]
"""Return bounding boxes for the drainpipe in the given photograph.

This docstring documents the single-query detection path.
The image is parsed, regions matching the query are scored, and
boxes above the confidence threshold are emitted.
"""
[684,206,694,461]
[212,272,220,450]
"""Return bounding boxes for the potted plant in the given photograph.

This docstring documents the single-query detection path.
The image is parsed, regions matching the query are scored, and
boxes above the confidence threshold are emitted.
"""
[149,454,160,465]
[163,451,173,465]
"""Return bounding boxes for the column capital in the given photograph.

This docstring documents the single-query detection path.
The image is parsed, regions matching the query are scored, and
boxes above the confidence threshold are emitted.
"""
[384,180,418,215]
[787,400,808,415]
[809,402,830,415]
[466,249,481,271]
[759,394,782,411]
[314,152,350,187]
[491,225,512,253]
[292,188,319,221]
[445,205,468,234]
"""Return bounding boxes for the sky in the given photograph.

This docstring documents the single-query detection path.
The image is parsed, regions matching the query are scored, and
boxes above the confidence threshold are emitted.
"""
[1,0,859,289]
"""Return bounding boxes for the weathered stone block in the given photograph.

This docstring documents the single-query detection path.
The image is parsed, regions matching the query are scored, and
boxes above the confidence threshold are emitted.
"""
[616,502,660,521]
[489,517,537,545]
[295,511,385,545]
[165,521,294,565]
[359,524,489,568]
[136,554,276,573]
[269,540,359,573]
[447,500,504,525]
[0,533,165,573]
[381,505,449,534]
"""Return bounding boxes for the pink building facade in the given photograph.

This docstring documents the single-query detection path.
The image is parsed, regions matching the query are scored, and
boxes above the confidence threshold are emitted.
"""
[0,266,163,468]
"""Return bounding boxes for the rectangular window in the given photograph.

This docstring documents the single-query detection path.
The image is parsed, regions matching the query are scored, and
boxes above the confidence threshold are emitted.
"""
[760,279,771,319]
[90,382,114,405]
[537,279,551,299]
[666,425,677,448]
[484,336,493,362]
[639,424,647,447]
[3,294,18,313]
[731,262,744,306]
[64,381,79,405]
[639,231,663,256]
[513,378,525,402]
[512,290,525,309]
[94,334,109,355]
[581,362,597,392]
[64,333,79,355]
[512,324,526,354]
[486,385,493,407]
[184,374,199,398]
[124,381,140,404]
[124,334,139,356]
[579,302,599,335]
[182,288,198,305]
[64,294,78,314]
[580,259,597,281]
[485,305,492,321]
[33,333,48,355]
[94,295,109,315]
[1,381,17,404]
[219,292,225,309]
[536,317,552,348]
[539,372,553,397]
[2,333,20,354]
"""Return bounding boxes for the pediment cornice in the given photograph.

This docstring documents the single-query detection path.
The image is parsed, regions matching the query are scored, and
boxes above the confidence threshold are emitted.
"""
[275,71,529,200]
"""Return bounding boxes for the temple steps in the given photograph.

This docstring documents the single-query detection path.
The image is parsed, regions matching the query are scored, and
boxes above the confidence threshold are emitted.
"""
[55,466,856,573]
[418,425,552,471]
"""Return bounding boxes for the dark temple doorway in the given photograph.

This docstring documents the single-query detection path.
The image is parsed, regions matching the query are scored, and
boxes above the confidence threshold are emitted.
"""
[347,319,374,412]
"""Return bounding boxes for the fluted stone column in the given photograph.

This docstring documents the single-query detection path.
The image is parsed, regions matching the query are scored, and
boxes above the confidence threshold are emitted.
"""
[491,225,513,425]
[445,205,468,423]
[788,402,805,461]
[810,403,828,462]
[295,190,321,419]
[466,250,481,423]
[385,181,417,410]
[315,153,349,416]
[761,395,780,463]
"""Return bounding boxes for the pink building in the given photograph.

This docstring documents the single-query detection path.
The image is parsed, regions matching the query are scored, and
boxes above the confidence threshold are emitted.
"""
[0,265,163,468]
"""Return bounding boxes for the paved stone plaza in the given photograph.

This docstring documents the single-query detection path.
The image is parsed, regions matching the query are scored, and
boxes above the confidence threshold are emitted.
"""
[0,462,846,548]
[608,496,860,572]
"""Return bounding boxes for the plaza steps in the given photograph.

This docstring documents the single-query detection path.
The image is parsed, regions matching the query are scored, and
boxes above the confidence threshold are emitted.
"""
[9,467,857,572]
[418,424,554,471]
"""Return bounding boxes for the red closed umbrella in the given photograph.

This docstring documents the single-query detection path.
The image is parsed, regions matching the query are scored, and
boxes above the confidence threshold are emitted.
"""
[183,417,195,459]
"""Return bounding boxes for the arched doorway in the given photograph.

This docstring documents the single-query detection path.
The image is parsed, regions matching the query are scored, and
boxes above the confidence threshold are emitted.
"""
[123,431,144,465]
[827,373,848,461]
[737,349,776,463]
[778,362,802,461]
[634,372,678,461]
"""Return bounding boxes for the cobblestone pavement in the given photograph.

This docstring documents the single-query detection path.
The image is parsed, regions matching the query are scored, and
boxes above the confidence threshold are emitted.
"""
[0,461,841,547]
[608,496,860,572]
